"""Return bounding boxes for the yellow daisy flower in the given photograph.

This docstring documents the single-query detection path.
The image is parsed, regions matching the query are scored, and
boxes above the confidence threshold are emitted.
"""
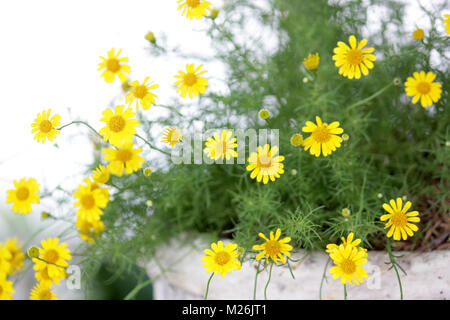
[102,142,145,177]
[328,243,368,285]
[73,180,109,222]
[76,216,105,244]
[6,177,40,214]
[404,71,442,108]
[30,282,57,300]
[174,64,208,99]
[35,265,63,286]
[98,48,130,83]
[412,27,424,40]
[325,232,368,258]
[252,228,293,265]
[99,105,140,147]
[444,14,450,34]
[302,116,343,157]
[92,165,110,185]
[5,238,25,275]
[0,273,14,300]
[332,35,376,79]
[31,109,61,143]
[33,238,71,283]
[0,244,12,275]
[290,133,303,147]
[204,129,238,161]
[161,127,182,147]
[303,52,320,71]
[177,0,211,20]
[381,198,420,241]
[125,77,159,111]
[246,144,285,184]
[201,241,241,277]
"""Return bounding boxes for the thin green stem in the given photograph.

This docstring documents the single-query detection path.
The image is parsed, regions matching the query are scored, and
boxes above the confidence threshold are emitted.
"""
[386,239,404,300]
[204,273,214,300]
[319,257,331,300]
[264,262,274,300]
[135,133,171,157]
[56,120,103,139]
[344,284,347,300]
[347,82,394,110]
[253,260,262,300]
[124,278,153,300]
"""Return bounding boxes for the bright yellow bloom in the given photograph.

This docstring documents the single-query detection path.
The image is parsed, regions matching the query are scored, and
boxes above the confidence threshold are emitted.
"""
[0,273,14,300]
[33,238,71,283]
[404,71,442,108]
[0,244,12,275]
[246,144,285,184]
[98,48,130,83]
[290,133,303,147]
[30,282,57,300]
[328,243,368,285]
[204,129,238,161]
[102,142,145,177]
[258,109,270,120]
[6,177,40,214]
[5,238,25,275]
[126,77,159,111]
[303,52,320,71]
[92,165,110,185]
[444,14,450,34]
[201,241,241,277]
[161,127,182,147]
[35,265,63,286]
[381,198,420,241]
[99,105,140,147]
[325,232,367,258]
[412,27,424,40]
[73,180,109,222]
[177,0,211,20]
[31,109,61,143]
[253,228,293,264]
[332,35,376,79]
[174,64,208,99]
[76,216,105,244]
[302,116,343,157]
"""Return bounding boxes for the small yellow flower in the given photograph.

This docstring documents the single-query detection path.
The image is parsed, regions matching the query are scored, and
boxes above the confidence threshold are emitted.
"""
[92,165,110,185]
[246,144,285,184]
[341,208,351,218]
[204,129,238,161]
[444,14,450,34]
[258,109,270,120]
[302,116,343,157]
[177,0,211,20]
[328,243,368,285]
[30,282,57,300]
[35,265,62,286]
[143,168,152,177]
[290,133,303,147]
[381,198,420,241]
[253,228,293,264]
[73,180,109,222]
[412,27,424,40]
[76,216,105,244]
[126,77,159,111]
[210,8,219,19]
[98,48,130,83]
[0,273,14,300]
[174,64,208,99]
[404,71,442,108]
[99,105,140,147]
[303,52,320,71]
[6,178,40,214]
[161,127,182,147]
[31,109,61,143]
[332,35,376,79]
[0,244,12,275]
[32,237,71,284]
[102,142,145,177]
[201,241,241,277]
[145,31,156,43]
[5,239,25,275]
[325,233,367,258]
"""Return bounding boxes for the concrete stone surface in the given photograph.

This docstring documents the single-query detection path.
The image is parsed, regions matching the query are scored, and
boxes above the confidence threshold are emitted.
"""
[146,236,450,300]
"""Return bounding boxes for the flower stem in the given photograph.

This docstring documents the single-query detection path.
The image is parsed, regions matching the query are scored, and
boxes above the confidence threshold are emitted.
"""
[344,284,347,300]
[135,133,171,157]
[264,262,274,300]
[253,260,262,300]
[56,120,103,139]
[319,257,331,300]
[204,273,214,300]
[386,239,404,300]
[347,82,394,110]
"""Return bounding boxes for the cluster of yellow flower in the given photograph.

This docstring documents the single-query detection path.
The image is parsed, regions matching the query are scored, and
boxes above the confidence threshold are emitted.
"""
[0,239,25,299]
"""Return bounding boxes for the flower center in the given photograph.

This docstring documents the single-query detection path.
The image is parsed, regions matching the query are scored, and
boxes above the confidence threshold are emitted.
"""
[221,141,228,155]
[346,49,364,66]
[41,267,50,280]
[16,187,30,201]
[417,82,431,94]
[106,58,120,72]
[265,240,281,256]
[39,120,53,133]
[186,0,200,8]
[257,155,272,169]
[214,251,231,266]
[183,73,197,86]
[391,211,408,228]
[44,249,59,264]
[38,290,52,300]
[312,126,331,143]
[133,85,148,99]
[341,258,356,274]
[116,149,133,162]
[108,116,126,133]
[81,194,95,210]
